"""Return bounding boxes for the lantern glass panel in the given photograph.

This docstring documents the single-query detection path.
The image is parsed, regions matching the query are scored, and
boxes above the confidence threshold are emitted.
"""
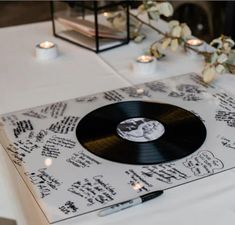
[51,1,129,53]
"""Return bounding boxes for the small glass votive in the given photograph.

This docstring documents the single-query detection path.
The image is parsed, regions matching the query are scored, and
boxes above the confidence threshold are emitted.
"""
[133,55,156,75]
[35,41,58,60]
[186,38,204,58]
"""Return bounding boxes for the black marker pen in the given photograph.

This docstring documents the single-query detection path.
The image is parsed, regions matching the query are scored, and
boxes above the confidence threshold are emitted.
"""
[98,190,164,217]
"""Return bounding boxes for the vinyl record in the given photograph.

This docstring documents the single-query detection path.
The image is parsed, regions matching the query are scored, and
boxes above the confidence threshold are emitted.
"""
[76,101,207,165]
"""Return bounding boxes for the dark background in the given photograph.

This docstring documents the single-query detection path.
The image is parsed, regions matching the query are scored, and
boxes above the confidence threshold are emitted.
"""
[0,1,235,42]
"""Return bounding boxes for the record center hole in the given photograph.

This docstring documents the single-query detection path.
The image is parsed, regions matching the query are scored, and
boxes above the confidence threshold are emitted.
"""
[116,117,165,143]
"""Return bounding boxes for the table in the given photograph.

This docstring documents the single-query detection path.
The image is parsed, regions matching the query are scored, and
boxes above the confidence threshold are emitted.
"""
[0,21,235,225]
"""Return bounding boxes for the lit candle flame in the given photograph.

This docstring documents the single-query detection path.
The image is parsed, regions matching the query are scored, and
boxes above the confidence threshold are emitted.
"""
[103,12,110,17]
[39,41,55,49]
[187,39,203,46]
[137,55,154,63]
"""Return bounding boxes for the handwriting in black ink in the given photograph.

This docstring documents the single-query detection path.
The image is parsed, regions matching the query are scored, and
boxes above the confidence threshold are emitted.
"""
[66,152,101,168]
[103,90,125,102]
[1,115,19,126]
[141,164,189,184]
[41,136,76,158]
[68,175,116,207]
[121,87,151,98]
[25,168,62,198]
[212,92,235,111]
[13,120,33,138]
[177,84,204,94]
[215,111,235,127]
[7,140,39,166]
[49,116,79,134]
[22,110,47,119]
[125,169,153,193]
[59,201,79,215]
[183,150,224,176]
[75,96,98,103]
[146,81,168,93]
[40,102,67,119]
[220,136,235,150]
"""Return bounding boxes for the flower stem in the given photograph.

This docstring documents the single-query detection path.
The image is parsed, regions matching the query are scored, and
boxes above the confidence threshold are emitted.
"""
[130,12,165,36]
[130,12,212,58]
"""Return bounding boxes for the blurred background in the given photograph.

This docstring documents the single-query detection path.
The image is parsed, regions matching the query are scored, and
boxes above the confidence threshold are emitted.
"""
[0,1,235,42]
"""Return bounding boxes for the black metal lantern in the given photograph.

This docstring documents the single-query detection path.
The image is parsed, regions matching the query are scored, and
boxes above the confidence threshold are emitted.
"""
[51,1,130,53]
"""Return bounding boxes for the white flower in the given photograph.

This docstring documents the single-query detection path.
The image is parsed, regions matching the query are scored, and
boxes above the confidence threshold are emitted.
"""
[169,20,179,29]
[217,53,228,63]
[171,25,182,38]
[158,2,173,17]
[162,38,171,49]
[202,66,216,83]
[155,2,161,11]
[148,5,158,12]
[148,10,160,20]
[210,36,234,52]
[171,39,179,51]
[223,43,230,52]
[181,23,191,38]
[210,38,223,48]
[137,4,145,14]
[215,64,225,73]
[146,0,154,6]
[225,38,235,47]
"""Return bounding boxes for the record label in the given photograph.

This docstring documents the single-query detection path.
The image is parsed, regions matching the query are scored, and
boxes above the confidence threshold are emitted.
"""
[116,117,165,142]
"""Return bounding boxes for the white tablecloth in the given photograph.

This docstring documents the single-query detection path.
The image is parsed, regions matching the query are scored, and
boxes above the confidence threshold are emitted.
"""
[0,21,235,225]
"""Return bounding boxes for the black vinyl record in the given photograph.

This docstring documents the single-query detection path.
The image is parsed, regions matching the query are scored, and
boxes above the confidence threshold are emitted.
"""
[76,101,207,165]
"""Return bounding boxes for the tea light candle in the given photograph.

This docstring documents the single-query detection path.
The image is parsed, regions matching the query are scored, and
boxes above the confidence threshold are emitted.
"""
[133,55,156,75]
[35,41,58,60]
[186,38,204,57]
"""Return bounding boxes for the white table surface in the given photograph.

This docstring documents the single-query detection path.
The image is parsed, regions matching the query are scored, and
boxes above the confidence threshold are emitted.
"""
[1,21,235,225]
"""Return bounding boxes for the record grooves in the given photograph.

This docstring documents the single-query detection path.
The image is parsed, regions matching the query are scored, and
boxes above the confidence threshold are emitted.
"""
[76,101,207,165]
